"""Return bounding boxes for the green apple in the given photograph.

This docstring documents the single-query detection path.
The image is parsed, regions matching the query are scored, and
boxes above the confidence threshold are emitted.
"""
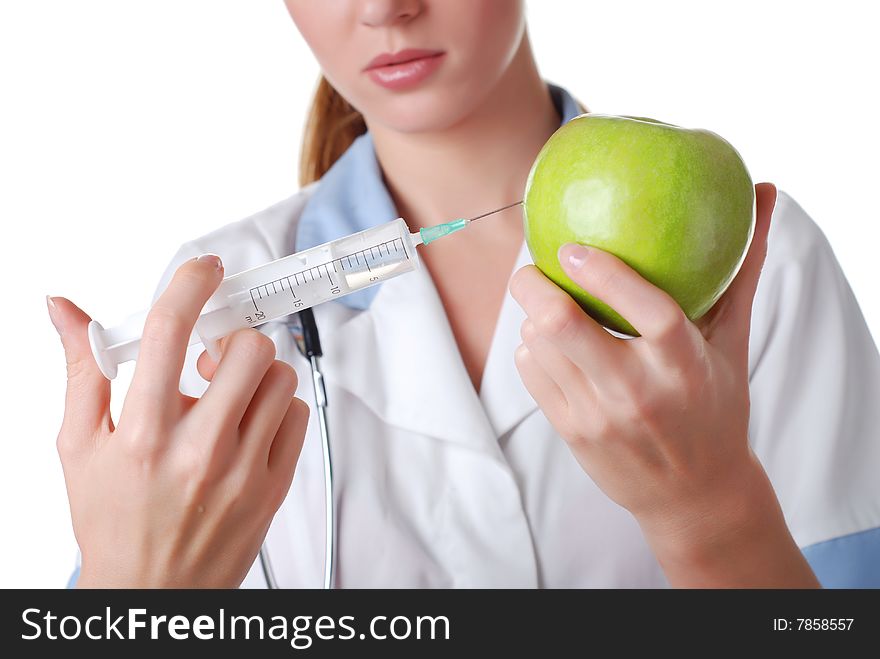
[523,114,755,336]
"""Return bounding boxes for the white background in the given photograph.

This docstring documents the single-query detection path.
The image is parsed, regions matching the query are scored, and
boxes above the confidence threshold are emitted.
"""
[0,0,877,588]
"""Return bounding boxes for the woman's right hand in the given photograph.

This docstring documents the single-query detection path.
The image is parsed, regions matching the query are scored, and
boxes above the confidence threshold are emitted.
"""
[47,254,310,588]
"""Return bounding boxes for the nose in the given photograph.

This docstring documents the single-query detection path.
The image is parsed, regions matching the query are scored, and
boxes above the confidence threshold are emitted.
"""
[358,0,422,27]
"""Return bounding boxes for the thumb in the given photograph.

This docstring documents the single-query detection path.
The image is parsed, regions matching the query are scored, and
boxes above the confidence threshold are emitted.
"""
[196,332,237,383]
[701,182,777,356]
[47,296,113,439]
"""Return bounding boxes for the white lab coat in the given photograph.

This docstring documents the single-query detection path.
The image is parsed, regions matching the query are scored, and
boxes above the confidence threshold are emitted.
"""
[151,187,880,588]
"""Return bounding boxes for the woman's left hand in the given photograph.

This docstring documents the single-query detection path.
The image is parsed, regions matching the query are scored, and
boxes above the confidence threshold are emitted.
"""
[509,183,818,587]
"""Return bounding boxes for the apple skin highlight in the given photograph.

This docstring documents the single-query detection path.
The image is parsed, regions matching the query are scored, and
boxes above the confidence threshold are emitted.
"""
[523,114,755,336]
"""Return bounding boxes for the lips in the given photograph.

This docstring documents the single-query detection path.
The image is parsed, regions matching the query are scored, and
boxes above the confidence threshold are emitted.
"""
[364,49,446,91]
[364,48,445,71]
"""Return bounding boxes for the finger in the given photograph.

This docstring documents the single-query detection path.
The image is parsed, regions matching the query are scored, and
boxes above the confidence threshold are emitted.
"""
[513,342,569,414]
[198,328,278,432]
[197,332,236,382]
[197,349,219,382]
[267,397,309,480]
[509,264,624,378]
[700,182,776,356]
[47,296,113,440]
[239,360,300,464]
[556,243,699,360]
[129,254,224,409]
[520,319,595,400]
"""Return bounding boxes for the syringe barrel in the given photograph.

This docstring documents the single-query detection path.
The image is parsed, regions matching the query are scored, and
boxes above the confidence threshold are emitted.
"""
[89,217,420,380]
[197,217,419,342]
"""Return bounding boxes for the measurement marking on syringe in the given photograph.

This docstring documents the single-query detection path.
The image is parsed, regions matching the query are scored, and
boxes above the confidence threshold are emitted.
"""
[248,237,408,311]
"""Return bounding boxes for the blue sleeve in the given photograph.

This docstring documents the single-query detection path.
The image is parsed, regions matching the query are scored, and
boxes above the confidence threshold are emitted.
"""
[802,527,880,588]
[66,565,80,589]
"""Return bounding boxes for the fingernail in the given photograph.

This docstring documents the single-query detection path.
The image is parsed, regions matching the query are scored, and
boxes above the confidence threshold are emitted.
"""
[46,295,63,335]
[197,253,223,271]
[558,243,590,271]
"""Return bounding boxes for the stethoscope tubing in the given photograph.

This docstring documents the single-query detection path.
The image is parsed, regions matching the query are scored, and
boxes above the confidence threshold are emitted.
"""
[260,308,334,589]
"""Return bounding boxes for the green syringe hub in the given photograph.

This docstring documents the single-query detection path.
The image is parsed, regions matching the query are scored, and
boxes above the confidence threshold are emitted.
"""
[419,218,469,246]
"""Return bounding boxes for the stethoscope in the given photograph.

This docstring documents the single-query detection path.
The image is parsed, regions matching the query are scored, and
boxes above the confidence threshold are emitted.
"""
[258,306,335,589]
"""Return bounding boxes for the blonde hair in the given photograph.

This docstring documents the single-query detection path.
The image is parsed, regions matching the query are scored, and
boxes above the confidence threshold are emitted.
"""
[298,76,367,187]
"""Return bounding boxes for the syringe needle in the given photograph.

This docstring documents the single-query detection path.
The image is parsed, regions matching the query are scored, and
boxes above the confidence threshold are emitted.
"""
[415,200,525,246]
[464,200,523,223]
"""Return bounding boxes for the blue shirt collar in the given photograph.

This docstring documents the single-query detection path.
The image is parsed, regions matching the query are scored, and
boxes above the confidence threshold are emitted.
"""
[295,82,583,310]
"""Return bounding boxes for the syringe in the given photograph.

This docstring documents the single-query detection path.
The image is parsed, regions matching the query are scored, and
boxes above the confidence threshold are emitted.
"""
[88,201,522,379]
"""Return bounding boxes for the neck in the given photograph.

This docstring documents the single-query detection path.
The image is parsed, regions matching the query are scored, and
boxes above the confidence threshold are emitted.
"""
[367,32,560,233]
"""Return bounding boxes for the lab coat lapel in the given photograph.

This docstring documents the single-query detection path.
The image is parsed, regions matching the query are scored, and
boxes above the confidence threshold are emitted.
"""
[319,236,541,451]
[319,252,501,454]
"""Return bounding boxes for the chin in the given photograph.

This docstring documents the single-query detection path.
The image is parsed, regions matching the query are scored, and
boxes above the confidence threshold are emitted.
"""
[359,85,482,134]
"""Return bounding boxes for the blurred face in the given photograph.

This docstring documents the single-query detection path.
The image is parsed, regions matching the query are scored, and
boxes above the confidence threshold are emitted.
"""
[284,0,526,133]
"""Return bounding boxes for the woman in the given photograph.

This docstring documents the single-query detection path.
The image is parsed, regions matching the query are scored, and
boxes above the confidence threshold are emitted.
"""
[48,0,880,588]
